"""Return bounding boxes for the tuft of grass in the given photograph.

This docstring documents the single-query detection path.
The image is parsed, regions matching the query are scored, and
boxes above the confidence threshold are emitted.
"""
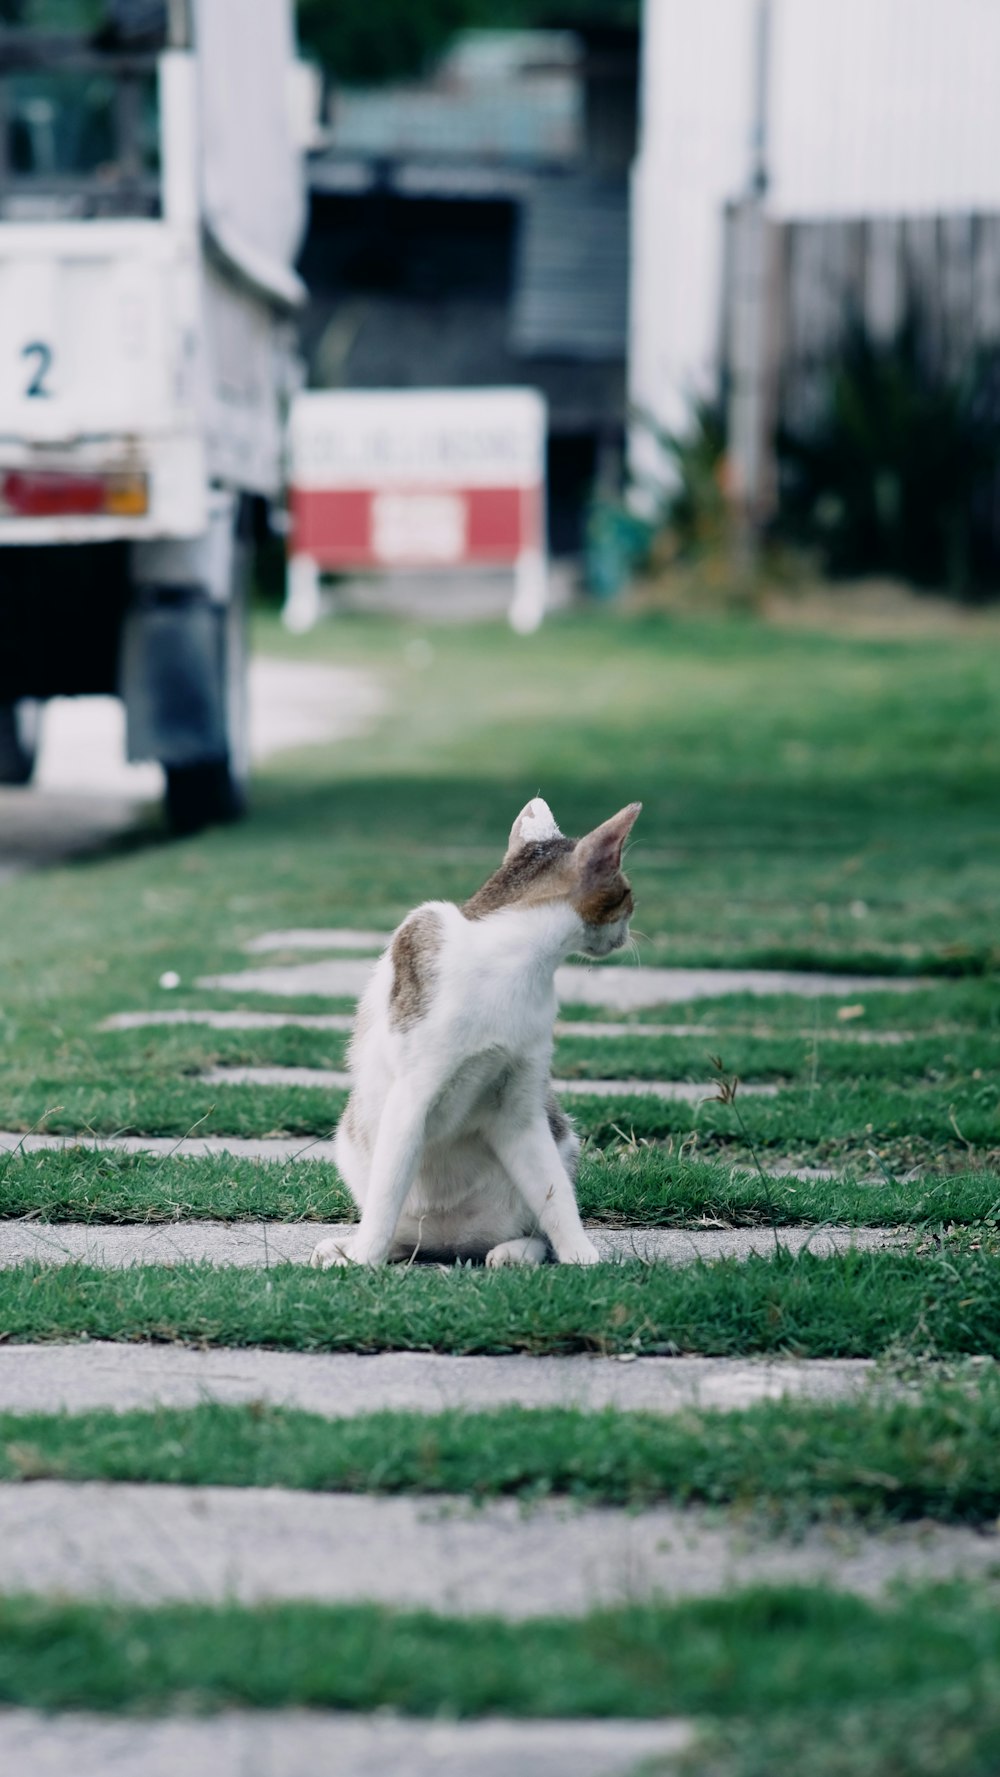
[679,1690,1000,1777]
[3,1380,1000,1524]
[1,1244,999,1358]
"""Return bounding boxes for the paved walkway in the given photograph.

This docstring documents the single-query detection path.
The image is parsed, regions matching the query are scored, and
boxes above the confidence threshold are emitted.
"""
[0,907,966,1755]
[0,1221,905,1270]
[2,679,968,1763]
[1,1483,995,1615]
[0,1344,880,1417]
[0,660,381,875]
[0,1710,693,1777]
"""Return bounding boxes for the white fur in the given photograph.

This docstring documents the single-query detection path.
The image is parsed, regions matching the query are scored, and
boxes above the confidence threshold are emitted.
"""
[311,897,608,1270]
[515,797,561,843]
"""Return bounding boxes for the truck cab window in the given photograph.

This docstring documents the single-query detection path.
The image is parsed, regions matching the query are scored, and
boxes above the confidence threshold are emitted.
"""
[0,58,160,219]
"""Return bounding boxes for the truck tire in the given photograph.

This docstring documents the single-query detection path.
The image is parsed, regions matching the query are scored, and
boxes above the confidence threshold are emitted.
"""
[0,701,40,786]
[165,758,246,836]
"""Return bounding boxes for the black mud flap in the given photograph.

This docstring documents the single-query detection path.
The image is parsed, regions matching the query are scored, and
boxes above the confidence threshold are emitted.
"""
[121,586,230,767]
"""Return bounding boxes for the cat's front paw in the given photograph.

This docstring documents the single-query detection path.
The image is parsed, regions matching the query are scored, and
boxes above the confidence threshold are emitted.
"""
[555,1235,601,1266]
[310,1236,358,1269]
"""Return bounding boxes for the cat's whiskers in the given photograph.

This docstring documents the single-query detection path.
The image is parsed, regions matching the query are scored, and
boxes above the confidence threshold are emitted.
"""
[618,931,644,967]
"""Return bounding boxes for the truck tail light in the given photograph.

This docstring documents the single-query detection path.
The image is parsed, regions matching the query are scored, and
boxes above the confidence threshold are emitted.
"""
[0,469,149,519]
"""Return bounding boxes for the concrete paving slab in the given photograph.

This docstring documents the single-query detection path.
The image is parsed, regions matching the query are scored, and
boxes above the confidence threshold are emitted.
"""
[558,1021,915,1044]
[198,957,923,1009]
[199,959,377,999]
[203,1065,353,1089]
[0,1129,847,1179]
[198,1064,778,1101]
[0,1709,693,1777]
[99,1009,922,1042]
[0,1221,906,1269]
[0,1482,996,1614]
[101,1009,356,1032]
[0,1343,879,1417]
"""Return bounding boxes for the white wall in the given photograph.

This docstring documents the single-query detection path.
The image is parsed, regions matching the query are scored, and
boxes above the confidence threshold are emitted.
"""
[630,0,1000,484]
[770,0,1000,221]
[629,0,755,492]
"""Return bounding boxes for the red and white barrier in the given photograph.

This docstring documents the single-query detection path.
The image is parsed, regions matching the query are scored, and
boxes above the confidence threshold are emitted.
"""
[284,388,548,633]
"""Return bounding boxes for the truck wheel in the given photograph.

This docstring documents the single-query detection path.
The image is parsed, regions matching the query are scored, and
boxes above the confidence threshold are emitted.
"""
[0,701,40,786]
[165,759,246,836]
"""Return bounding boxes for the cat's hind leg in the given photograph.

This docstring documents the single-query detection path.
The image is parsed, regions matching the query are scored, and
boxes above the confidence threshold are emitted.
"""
[485,1235,549,1269]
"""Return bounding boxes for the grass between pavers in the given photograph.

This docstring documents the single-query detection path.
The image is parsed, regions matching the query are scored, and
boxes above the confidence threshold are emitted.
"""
[72,1019,1000,1086]
[682,1691,1000,1777]
[1,1076,996,1162]
[4,1380,1000,1525]
[556,1029,1000,1084]
[0,1582,998,1722]
[591,980,1000,1033]
[2,1148,998,1229]
[3,1246,999,1358]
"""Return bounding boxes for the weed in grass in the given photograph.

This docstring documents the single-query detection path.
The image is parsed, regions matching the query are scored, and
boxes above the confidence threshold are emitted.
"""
[705,1058,778,1223]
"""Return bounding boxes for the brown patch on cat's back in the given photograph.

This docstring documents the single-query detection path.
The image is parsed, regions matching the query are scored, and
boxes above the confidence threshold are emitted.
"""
[389,909,441,1030]
[463,837,575,920]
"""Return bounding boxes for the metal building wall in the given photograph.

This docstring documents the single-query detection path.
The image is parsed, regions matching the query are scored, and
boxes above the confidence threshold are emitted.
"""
[630,0,1000,482]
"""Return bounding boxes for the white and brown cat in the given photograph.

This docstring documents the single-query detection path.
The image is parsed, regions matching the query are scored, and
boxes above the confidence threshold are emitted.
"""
[311,796,640,1271]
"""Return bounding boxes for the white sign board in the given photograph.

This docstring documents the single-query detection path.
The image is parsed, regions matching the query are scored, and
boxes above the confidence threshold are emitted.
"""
[285,387,548,633]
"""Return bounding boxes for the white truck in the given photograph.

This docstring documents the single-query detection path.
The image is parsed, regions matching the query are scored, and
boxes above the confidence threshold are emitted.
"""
[0,0,306,831]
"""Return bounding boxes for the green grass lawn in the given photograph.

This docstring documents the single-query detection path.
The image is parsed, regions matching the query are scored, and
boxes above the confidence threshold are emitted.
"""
[2,600,1000,1766]
[0,604,997,1183]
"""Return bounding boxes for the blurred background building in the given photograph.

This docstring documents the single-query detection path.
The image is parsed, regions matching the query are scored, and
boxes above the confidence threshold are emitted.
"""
[293,0,1000,592]
[300,21,636,556]
[8,0,1000,594]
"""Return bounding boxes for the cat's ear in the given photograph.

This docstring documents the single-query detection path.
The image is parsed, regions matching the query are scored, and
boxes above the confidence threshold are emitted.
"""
[574,803,642,881]
[506,796,562,858]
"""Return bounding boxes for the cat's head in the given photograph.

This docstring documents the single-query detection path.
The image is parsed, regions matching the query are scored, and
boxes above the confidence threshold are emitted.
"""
[464,797,641,957]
